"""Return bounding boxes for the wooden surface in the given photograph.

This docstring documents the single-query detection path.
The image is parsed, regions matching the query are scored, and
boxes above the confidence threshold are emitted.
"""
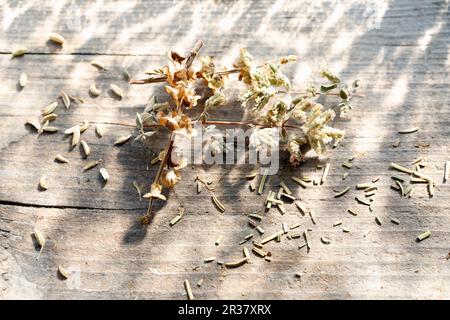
[1,0,450,299]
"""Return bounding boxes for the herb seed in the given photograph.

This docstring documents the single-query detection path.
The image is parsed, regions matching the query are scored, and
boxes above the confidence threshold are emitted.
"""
[25,119,40,131]
[309,211,317,224]
[100,167,109,182]
[417,231,431,241]
[321,236,332,244]
[96,124,104,137]
[375,216,382,225]
[80,120,89,133]
[279,181,292,195]
[41,113,57,122]
[321,163,330,184]
[245,171,257,179]
[252,247,267,257]
[204,257,216,263]
[277,204,286,214]
[110,84,124,98]
[33,227,45,257]
[91,61,107,70]
[292,176,307,188]
[54,154,69,163]
[42,102,58,115]
[444,161,450,183]
[12,48,27,57]
[261,232,281,244]
[224,258,248,268]
[58,265,69,279]
[212,195,225,212]
[19,72,27,87]
[304,231,311,250]
[169,215,182,226]
[83,160,100,171]
[364,186,378,192]
[295,200,308,215]
[114,135,132,145]
[42,126,58,133]
[258,174,267,195]
[89,84,102,96]
[60,92,70,109]
[390,162,413,175]
[290,223,300,230]
[356,183,371,189]
[355,196,371,206]
[49,32,65,45]
[243,247,250,259]
[249,213,263,220]
[39,176,48,190]
[428,182,434,197]
[80,140,90,157]
[398,127,419,134]
[334,186,350,198]
[71,125,81,147]
[256,226,265,234]
[342,162,352,169]
[184,280,194,300]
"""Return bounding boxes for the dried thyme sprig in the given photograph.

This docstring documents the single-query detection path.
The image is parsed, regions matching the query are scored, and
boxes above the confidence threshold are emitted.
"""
[130,41,362,224]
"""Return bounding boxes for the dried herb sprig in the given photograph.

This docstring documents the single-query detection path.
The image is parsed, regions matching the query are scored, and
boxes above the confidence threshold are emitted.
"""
[131,41,361,224]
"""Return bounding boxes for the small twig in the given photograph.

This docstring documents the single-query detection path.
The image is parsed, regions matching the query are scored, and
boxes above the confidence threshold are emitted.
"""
[200,120,302,130]
[141,133,174,224]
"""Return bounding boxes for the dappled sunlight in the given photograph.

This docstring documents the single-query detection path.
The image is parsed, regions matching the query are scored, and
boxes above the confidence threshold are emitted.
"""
[1,0,450,300]
[386,76,409,107]
[417,22,444,49]
[1,1,33,30]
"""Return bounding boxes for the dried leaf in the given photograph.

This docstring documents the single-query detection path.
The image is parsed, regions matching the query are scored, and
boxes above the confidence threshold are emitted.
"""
[143,183,166,201]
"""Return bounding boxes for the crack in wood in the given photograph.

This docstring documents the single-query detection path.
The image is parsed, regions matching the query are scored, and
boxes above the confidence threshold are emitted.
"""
[0,199,146,212]
[0,51,163,57]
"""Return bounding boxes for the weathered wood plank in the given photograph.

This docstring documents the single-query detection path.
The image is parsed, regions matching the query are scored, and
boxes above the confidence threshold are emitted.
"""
[1,0,450,299]
[1,0,449,55]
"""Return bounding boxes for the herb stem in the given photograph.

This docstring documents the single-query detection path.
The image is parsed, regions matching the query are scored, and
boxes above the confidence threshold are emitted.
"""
[142,132,174,223]
[200,120,302,129]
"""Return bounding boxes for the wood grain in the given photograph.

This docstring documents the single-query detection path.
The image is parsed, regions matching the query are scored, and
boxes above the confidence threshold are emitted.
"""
[1,0,449,299]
